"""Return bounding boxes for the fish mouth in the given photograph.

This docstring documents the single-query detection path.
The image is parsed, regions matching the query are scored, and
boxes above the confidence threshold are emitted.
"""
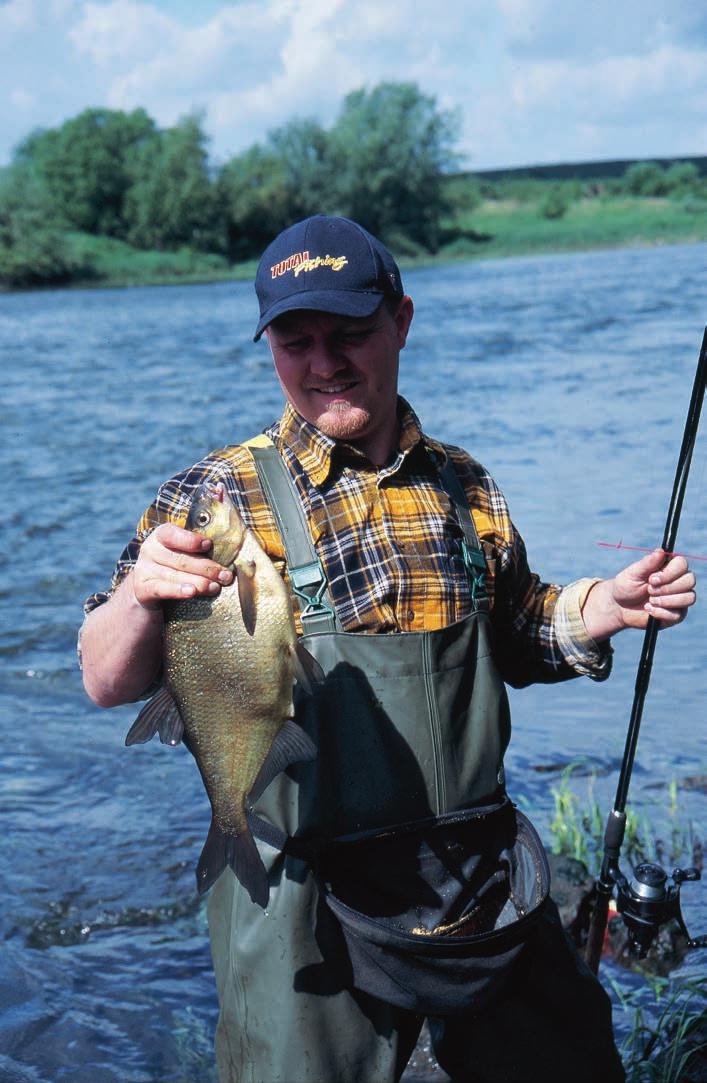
[202,481,226,502]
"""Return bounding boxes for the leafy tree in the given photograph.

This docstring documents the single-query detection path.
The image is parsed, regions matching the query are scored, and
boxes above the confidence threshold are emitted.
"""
[622,161,670,197]
[124,113,220,251]
[217,119,333,259]
[327,82,459,250]
[216,145,292,260]
[16,108,158,236]
[267,118,334,219]
[0,160,92,287]
[663,161,701,197]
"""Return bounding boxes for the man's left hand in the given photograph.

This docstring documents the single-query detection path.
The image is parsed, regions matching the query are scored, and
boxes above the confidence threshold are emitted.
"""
[582,549,697,641]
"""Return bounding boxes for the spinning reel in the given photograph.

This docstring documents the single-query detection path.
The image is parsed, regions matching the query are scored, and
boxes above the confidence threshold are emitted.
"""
[613,860,704,959]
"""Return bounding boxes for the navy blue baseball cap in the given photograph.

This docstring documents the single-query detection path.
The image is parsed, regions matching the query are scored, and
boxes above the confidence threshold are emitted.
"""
[253,215,404,341]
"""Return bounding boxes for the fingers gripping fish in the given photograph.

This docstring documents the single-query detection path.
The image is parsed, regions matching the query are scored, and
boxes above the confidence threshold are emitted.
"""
[125,481,323,908]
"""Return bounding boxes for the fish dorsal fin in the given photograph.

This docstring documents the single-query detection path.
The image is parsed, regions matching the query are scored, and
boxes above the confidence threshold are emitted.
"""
[236,559,258,636]
[249,719,317,802]
[125,686,184,747]
[290,641,325,694]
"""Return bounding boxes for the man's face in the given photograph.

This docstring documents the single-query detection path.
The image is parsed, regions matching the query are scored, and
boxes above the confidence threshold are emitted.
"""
[265,297,414,465]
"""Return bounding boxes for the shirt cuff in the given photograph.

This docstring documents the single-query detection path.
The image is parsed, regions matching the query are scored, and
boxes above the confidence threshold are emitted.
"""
[553,578,613,681]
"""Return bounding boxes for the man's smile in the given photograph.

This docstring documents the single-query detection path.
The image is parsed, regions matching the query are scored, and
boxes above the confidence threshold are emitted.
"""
[310,381,359,395]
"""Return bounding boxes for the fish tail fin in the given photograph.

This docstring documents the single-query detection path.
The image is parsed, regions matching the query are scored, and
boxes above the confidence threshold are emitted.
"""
[196,819,270,909]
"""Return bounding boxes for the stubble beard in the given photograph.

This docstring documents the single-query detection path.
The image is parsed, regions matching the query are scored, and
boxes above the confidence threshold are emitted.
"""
[314,402,371,442]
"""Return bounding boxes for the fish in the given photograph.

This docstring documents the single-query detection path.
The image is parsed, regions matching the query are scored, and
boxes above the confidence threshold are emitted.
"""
[125,479,322,908]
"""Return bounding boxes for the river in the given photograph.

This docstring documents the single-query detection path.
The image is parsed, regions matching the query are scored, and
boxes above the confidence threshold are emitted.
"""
[1,242,705,1081]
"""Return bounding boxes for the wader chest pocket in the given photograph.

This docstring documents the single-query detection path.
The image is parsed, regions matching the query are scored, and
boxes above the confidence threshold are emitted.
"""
[314,799,550,1015]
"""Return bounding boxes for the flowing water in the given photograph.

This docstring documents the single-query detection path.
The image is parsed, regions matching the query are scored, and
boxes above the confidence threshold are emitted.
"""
[1,243,705,1081]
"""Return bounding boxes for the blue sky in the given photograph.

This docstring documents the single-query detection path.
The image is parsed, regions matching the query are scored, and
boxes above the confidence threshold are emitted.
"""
[1,0,706,171]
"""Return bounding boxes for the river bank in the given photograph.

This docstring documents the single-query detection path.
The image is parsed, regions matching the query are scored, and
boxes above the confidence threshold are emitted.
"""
[2,194,705,293]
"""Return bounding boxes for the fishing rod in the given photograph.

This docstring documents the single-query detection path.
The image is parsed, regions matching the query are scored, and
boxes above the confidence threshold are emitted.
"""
[585,326,707,974]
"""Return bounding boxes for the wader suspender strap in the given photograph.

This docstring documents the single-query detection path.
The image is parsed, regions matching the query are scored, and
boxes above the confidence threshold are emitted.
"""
[247,442,340,635]
[438,460,489,611]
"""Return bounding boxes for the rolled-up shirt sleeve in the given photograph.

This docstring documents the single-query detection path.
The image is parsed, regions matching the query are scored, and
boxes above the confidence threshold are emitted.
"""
[552,577,613,680]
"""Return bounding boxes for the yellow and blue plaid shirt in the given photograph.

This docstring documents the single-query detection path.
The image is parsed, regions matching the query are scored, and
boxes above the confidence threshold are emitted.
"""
[84,398,610,688]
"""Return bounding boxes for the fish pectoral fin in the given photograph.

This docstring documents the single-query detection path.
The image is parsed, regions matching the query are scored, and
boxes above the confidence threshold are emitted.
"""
[291,641,325,694]
[196,818,269,908]
[249,719,318,802]
[236,560,258,636]
[125,686,185,747]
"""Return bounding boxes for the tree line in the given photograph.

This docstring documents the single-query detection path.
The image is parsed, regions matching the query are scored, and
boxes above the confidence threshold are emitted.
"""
[1,81,704,289]
[0,83,457,287]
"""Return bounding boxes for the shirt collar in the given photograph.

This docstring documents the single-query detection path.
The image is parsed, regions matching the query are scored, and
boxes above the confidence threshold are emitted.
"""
[272,398,447,488]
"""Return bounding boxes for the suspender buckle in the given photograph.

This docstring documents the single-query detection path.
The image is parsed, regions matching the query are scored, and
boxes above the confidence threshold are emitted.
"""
[290,561,335,622]
[461,540,488,606]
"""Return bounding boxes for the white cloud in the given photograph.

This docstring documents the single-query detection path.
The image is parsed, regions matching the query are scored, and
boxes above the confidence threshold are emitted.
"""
[1,0,705,169]
[461,41,707,167]
[0,0,37,32]
[10,87,36,110]
[68,1,180,65]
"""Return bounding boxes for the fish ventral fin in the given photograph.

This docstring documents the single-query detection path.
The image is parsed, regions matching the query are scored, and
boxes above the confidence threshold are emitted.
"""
[291,641,325,695]
[125,686,185,747]
[196,818,269,907]
[236,559,258,636]
[249,719,318,803]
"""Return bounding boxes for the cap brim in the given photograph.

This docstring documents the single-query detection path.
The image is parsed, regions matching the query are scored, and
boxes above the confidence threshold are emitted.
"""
[253,289,384,341]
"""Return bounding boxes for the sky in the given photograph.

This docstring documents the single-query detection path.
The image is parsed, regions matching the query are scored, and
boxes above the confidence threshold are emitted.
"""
[1,0,706,172]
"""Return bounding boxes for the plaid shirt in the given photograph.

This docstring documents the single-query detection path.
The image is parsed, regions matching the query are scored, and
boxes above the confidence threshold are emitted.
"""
[84,398,610,688]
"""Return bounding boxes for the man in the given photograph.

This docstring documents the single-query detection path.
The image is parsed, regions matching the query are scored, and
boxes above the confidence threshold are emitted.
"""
[80,215,696,1083]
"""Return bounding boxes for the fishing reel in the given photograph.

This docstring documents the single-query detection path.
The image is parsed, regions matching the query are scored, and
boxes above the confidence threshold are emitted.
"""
[611,861,706,959]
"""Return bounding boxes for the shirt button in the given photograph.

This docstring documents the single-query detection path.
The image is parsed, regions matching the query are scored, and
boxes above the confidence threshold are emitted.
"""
[407,609,415,622]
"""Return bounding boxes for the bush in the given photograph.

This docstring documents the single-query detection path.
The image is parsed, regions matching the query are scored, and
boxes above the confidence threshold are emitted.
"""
[540,185,571,220]
[622,162,671,197]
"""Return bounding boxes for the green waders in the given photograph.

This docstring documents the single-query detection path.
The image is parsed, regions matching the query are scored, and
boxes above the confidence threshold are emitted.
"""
[207,446,624,1083]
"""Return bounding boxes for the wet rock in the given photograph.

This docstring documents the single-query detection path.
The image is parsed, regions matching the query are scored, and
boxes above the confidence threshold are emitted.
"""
[547,852,596,945]
[25,895,202,949]
[680,774,707,794]
[607,915,691,976]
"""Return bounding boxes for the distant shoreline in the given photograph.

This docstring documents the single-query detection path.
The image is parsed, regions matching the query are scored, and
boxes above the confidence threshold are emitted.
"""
[2,195,705,295]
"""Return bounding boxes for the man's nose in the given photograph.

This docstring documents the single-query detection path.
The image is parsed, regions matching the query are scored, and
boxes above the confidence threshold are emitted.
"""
[307,341,346,375]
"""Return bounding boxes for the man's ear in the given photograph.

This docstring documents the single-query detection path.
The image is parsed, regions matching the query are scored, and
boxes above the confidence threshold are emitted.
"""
[395,295,414,348]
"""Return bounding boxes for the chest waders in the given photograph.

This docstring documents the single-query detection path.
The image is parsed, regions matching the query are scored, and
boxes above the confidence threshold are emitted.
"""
[207,442,550,1083]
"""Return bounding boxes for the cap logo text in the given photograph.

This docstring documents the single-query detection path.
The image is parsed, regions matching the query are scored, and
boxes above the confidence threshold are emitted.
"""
[270,251,349,279]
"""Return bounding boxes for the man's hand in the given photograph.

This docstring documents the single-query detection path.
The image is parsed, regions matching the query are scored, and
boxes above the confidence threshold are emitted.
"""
[81,523,234,707]
[582,549,697,642]
[131,523,233,610]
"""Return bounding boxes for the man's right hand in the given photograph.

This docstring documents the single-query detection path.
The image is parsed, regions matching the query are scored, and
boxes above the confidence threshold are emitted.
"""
[81,523,234,707]
[131,523,234,610]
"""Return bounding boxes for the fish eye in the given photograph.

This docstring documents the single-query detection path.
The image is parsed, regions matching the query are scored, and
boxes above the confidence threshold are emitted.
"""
[196,510,211,527]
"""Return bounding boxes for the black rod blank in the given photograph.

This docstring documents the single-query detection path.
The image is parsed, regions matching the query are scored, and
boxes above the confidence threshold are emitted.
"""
[586,327,707,974]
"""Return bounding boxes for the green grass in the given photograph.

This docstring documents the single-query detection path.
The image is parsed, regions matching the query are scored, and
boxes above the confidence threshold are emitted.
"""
[61,232,256,289]
[613,976,707,1083]
[439,195,707,262]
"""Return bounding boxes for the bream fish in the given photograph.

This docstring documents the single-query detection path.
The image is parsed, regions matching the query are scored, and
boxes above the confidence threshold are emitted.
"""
[125,480,321,907]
